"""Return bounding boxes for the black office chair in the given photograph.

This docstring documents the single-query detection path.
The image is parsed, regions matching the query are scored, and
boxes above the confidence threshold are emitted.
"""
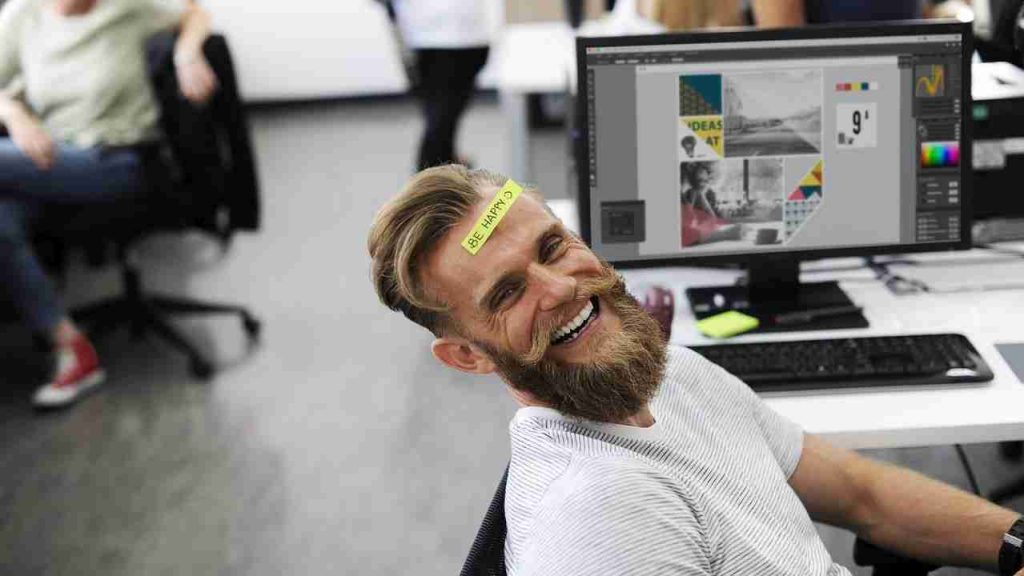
[985,0,1024,503]
[460,466,508,576]
[29,31,261,379]
[460,466,938,576]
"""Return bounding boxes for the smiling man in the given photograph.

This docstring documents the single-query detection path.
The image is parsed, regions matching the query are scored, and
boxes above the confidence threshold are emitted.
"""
[368,165,1024,576]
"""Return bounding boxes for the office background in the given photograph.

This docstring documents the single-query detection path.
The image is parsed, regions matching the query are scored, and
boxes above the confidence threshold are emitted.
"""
[1,1,1023,575]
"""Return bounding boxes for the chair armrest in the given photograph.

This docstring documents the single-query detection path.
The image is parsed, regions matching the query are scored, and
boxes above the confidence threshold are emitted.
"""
[853,537,938,575]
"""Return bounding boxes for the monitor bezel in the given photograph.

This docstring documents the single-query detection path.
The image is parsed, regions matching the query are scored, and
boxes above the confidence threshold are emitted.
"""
[575,20,973,269]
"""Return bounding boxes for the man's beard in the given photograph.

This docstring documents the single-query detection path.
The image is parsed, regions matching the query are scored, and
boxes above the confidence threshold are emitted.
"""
[476,263,667,423]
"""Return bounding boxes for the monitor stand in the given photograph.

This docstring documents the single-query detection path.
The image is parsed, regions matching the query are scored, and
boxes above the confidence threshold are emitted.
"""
[685,258,868,334]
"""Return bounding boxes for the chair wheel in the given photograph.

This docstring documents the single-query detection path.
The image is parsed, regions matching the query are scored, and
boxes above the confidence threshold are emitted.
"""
[190,358,214,380]
[243,315,261,341]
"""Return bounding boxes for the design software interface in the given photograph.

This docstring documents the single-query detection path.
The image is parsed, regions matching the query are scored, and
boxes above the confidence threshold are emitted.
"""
[583,32,965,262]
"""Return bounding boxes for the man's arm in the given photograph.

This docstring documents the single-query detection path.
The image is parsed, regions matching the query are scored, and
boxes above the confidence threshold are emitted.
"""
[750,0,806,27]
[789,434,1019,572]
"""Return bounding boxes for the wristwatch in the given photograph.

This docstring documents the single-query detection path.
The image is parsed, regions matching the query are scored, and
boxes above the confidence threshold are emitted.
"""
[1000,516,1024,576]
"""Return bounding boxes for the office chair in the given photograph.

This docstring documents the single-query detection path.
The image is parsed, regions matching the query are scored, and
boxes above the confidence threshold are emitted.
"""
[986,0,1024,503]
[30,31,261,379]
[460,466,508,576]
[461,466,938,575]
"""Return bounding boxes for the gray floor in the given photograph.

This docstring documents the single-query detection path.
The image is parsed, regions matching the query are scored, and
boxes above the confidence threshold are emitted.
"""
[1,96,1022,575]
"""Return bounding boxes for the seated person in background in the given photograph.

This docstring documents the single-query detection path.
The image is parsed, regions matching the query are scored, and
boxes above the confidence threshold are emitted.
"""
[642,0,744,30]
[751,0,973,27]
[0,0,216,408]
[369,164,1024,575]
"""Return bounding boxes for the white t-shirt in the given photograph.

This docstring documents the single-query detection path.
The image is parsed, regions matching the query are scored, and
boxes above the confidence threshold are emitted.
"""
[505,346,852,575]
[0,0,186,147]
[392,0,491,49]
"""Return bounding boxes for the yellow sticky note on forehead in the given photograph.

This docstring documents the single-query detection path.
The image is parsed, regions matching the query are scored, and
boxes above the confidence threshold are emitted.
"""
[461,179,524,255]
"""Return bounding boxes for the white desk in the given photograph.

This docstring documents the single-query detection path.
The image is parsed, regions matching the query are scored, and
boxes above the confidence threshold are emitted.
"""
[617,252,1024,450]
[547,200,1024,449]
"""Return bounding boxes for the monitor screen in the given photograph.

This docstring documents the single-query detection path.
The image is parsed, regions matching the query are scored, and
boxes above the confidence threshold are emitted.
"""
[577,22,971,267]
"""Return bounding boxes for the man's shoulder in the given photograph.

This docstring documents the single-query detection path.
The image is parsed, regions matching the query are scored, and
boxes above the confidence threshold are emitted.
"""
[511,455,713,575]
[663,344,715,387]
[664,344,744,390]
[655,345,758,419]
[508,449,686,521]
[528,454,693,521]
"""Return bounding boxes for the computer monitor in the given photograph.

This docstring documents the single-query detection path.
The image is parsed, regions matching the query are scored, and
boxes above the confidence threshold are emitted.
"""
[576,21,972,333]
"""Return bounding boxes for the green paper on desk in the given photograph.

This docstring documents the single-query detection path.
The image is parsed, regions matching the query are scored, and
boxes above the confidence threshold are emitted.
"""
[697,311,759,339]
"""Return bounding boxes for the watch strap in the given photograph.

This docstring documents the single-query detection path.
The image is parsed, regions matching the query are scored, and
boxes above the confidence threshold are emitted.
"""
[1000,516,1024,576]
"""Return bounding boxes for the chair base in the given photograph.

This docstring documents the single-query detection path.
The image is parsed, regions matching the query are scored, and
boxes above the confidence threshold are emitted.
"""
[71,265,260,380]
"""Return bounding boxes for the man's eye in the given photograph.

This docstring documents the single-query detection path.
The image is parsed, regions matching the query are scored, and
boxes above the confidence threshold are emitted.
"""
[496,284,520,307]
[542,236,564,261]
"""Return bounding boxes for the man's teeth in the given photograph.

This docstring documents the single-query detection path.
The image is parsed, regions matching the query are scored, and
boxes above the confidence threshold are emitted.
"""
[552,300,596,344]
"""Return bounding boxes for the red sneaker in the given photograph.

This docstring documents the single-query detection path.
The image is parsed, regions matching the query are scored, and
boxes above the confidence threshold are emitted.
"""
[33,334,105,408]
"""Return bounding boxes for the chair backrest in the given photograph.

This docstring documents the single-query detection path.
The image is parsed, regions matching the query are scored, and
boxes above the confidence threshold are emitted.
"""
[460,466,509,576]
[853,537,937,575]
[145,31,261,236]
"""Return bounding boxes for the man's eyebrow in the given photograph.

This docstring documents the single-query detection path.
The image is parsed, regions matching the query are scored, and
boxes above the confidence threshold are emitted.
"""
[476,222,567,313]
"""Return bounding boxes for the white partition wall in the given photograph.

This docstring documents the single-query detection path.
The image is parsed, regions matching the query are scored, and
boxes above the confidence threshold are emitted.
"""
[202,0,503,102]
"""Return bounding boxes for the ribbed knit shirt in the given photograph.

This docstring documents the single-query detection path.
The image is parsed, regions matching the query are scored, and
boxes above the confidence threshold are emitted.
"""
[505,345,851,575]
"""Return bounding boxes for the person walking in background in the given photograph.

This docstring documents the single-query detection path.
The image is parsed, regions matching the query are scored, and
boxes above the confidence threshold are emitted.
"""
[391,0,491,171]
[0,0,216,408]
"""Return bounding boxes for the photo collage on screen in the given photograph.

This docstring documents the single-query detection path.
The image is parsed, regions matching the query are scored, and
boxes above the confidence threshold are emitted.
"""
[677,70,824,249]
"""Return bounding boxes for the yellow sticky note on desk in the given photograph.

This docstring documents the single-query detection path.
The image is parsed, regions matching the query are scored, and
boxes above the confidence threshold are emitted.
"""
[697,311,759,339]
[461,180,523,255]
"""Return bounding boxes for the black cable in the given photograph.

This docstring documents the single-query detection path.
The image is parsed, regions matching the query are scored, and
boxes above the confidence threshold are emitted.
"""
[955,444,983,497]
[865,257,932,295]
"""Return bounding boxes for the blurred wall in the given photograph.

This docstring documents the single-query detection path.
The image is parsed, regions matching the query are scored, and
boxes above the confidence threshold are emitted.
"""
[202,0,606,102]
[204,0,503,102]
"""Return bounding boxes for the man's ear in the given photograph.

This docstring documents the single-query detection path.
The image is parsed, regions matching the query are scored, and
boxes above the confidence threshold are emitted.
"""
[431,337,497,375]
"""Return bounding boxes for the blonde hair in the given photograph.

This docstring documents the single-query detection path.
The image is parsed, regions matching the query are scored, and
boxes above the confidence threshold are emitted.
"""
[367,164,517,335]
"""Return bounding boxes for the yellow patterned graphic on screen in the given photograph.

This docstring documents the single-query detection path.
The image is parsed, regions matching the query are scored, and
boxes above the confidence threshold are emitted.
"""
[916,65,945,97]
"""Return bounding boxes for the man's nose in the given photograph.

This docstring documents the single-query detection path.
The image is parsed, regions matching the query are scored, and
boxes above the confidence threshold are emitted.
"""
[527,263,576,312]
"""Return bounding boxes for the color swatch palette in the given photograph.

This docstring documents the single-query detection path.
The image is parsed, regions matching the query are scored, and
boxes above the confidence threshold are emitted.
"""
[920,141,960,168]
[835,82,878,92]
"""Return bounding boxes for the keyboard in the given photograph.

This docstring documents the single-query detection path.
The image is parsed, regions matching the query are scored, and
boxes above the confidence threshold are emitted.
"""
[689,333,994,392]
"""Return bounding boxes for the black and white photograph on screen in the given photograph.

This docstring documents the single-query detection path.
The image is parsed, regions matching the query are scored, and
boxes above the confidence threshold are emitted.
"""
[724,69,822,157]
[718,157,784,223]
[680,158,784,249]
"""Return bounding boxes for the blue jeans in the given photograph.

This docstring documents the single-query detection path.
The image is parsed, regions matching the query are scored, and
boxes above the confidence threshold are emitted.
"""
[0,139,144,334]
